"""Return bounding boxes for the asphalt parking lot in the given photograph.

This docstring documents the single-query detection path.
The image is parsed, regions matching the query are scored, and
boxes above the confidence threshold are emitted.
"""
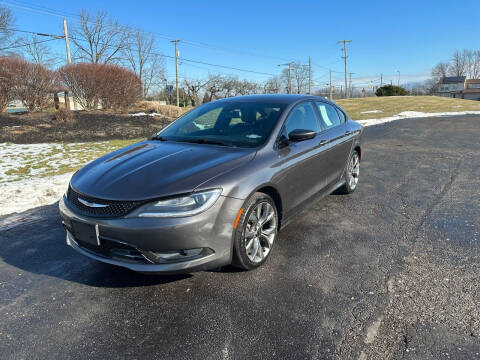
[1,115,479,360]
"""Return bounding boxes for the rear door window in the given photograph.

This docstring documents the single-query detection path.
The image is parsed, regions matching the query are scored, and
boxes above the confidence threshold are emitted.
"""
[336,108,346,123]
[315,102,342,130]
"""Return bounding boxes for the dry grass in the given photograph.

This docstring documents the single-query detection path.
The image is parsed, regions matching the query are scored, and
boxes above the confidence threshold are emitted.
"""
[131,101,190,118]
[336,96,480,120]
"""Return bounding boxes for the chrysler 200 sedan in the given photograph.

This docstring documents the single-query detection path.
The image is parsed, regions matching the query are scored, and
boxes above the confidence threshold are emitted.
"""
[59,94,363,273]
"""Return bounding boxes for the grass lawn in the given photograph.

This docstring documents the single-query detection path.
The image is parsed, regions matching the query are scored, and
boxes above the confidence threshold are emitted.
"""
[0,139,139,183]
[336,96,480,120]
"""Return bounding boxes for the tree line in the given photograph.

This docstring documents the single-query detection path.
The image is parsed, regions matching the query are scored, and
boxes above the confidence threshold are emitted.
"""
[0,5,317,109]
[432,49,480,81]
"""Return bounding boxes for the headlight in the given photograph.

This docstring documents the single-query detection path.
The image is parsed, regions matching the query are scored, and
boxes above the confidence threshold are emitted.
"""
[131,189,222,218]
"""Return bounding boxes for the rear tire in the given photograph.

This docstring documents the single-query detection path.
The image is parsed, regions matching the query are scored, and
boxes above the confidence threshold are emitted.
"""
[338,150,360,194]
[232,192,278,270]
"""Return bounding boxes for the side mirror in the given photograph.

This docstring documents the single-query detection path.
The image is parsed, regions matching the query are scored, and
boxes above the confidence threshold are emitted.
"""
[288,129,317,142]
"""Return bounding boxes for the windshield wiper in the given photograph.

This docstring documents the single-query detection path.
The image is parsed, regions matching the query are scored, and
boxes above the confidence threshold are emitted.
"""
[151,135,167,141]
[176,138,232,146]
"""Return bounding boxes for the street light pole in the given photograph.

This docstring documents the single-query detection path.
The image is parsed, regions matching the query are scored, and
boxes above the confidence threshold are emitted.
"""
[397,70,400,87]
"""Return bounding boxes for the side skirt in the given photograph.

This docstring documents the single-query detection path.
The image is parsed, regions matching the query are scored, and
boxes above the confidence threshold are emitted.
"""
[279,180,345,230]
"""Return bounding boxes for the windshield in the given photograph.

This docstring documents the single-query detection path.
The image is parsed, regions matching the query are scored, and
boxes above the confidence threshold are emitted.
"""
[156,101,286,148]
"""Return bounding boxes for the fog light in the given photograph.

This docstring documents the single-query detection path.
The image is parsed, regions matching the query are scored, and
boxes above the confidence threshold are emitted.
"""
[142,248,206,263]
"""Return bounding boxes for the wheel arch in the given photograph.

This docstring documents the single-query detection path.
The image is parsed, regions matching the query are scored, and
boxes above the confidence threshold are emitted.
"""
[353,144,362,160]
[252,184,283,229]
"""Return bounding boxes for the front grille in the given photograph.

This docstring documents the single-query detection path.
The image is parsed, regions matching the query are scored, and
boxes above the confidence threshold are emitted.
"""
[66,185,147,217]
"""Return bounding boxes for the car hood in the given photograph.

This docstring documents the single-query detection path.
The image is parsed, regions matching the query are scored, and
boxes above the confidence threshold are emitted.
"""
[71,140,256,200]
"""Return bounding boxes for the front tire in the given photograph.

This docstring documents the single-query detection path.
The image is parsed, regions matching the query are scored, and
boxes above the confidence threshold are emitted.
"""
[232,192,278,270]
[339,150,360,194]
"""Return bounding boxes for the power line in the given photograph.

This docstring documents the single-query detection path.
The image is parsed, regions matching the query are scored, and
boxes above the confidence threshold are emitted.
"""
[3,1,347,78]
[66,32,278,76]
[2,0,300,64]
[7,24,281,77]
[0,36,61,51]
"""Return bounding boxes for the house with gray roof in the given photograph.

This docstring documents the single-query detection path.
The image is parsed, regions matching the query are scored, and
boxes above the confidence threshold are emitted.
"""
[435,76,466,98]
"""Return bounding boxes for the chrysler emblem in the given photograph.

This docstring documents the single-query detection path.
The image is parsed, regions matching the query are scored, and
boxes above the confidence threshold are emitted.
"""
[78,197,109,208]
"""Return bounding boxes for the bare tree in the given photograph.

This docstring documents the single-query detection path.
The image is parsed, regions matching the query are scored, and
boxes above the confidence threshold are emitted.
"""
[71,10,129,64]
[233,79,258,96]
[263,76,283,94]
[431,61,450,81]
[123,29,166,97]
[184,78,209,106]
[0,6,15,51]
[280,62,310,94]
[465,50,480,79]
[203,74,225,102]
[292,62,310,94]
[18,34,57,67]
[449,50,468,77]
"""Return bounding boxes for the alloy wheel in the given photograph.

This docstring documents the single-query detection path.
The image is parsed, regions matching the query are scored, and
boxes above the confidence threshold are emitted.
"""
[347,152,360,190]
[244,201,277,263]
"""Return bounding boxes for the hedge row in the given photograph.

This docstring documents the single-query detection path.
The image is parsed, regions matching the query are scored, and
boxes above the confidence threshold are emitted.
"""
[0,56,142,112]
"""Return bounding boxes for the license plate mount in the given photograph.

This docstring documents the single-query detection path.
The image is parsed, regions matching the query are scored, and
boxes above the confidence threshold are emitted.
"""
[71,220,99,246]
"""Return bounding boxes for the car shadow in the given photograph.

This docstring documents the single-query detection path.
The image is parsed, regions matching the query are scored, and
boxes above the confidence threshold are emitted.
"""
[0,202,191,288]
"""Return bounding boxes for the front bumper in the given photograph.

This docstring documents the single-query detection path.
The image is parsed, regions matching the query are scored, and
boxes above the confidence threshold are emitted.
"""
[59,194,244,274]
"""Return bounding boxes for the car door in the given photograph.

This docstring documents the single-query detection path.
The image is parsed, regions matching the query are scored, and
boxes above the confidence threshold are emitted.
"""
[314,101,354,188]
[272,101,330,215]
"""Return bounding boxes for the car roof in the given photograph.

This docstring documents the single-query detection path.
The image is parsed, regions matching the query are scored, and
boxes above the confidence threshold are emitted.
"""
[213,94,337,106]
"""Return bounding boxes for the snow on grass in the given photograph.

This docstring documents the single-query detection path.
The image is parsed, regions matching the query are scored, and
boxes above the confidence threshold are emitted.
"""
[357,110,480,127]
[360,110,382,114]
[0,140,138,216]
[0,172,72,216]
[129,112,162,117]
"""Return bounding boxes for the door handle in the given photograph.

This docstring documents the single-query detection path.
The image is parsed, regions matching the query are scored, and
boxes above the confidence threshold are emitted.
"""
[319,139,327,145]
[345,130,353,136]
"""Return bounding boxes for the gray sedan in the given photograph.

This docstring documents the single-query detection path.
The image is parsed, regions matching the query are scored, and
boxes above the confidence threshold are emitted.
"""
[59,94,363,273]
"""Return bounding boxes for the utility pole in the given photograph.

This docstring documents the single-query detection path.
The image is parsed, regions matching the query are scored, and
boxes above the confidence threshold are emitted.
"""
[278,62,293,94]
[62,18,71,64]
[308,56,312,95]
[337,40,352,98]
[380,73,383,87]
[329,70,333,99]
[349,72,355,98]
[62,19,72,110]
[397,70,400,87]
[171,39,180,107]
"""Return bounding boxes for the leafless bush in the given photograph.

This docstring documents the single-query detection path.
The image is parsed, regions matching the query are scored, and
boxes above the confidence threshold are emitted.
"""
[99,64,142,110]
[16,61,57,111]
[58,63,101,110]
[59,63,141,111]
[53,107,73,122]
[0,56,23,110]
[131,101,188,117]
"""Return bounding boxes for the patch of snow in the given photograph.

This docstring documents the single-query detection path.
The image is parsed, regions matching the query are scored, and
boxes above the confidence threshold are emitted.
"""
[360,110,382,114]
[358,110,480,127]
[0,172,73,216]
[129,112,162,117]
